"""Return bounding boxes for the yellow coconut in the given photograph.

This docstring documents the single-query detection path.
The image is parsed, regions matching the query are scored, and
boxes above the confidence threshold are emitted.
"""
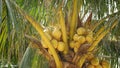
[77,27,86,35]
[101,60,110,68]
[70,41,75,48]
[52,28,61,40]
[41,40,48,48]
[95,64,102,68]
[57,42,65,52]
[90,57,99,66]
[86,35,93,44]
[74,41,81,49]
[73,34,79,41]
[51,39,58,49]
[74,47,78,53]
[78,36,86,44]
[86,53,94,60]
[87,64,95,68]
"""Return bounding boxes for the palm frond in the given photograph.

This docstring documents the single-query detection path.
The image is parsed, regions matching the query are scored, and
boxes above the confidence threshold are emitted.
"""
[0,0,2,23]
[20,46,48,68]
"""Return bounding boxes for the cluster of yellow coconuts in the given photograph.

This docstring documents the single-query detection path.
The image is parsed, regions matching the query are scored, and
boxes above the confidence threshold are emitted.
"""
[86,56,110,68]
[70,27,93,52]
[41,26,65,54]
[41,26,94,54]
[40,25,111,68]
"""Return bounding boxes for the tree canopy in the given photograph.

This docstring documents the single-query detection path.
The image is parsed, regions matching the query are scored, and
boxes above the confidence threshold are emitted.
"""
[0,0,120,68]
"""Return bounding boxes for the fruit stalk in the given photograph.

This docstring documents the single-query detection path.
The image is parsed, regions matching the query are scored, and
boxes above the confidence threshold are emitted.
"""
[77,54,88,68]
[70,0,78,40]
[94,26,105,38]
[59,10,69,54]
[91,19,106,31]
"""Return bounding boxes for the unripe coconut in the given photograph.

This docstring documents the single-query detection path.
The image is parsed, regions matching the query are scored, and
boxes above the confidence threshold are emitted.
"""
[70,41,75,48]
[41,40,48,48]
[74,47,78,53]
[91,57,99,66]
[51,39,58,48]
[86,53,94,60]
[73,34,79,41]
[101,60,110,68]
[78,36,86,44]
[86,35,93,44]
[95,64,102,68]
[87,64,95,68]
[52,28,61,40]
[77,27,86,35]
[75,41,81,48]
[57,42,65,52]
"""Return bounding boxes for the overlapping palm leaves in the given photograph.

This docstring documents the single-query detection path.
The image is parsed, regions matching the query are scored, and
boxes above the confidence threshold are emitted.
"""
[9,0,120,68]
[0,0,120,68]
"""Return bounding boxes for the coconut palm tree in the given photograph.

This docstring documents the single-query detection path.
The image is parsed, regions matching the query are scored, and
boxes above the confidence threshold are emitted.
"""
[0,0,120,68]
